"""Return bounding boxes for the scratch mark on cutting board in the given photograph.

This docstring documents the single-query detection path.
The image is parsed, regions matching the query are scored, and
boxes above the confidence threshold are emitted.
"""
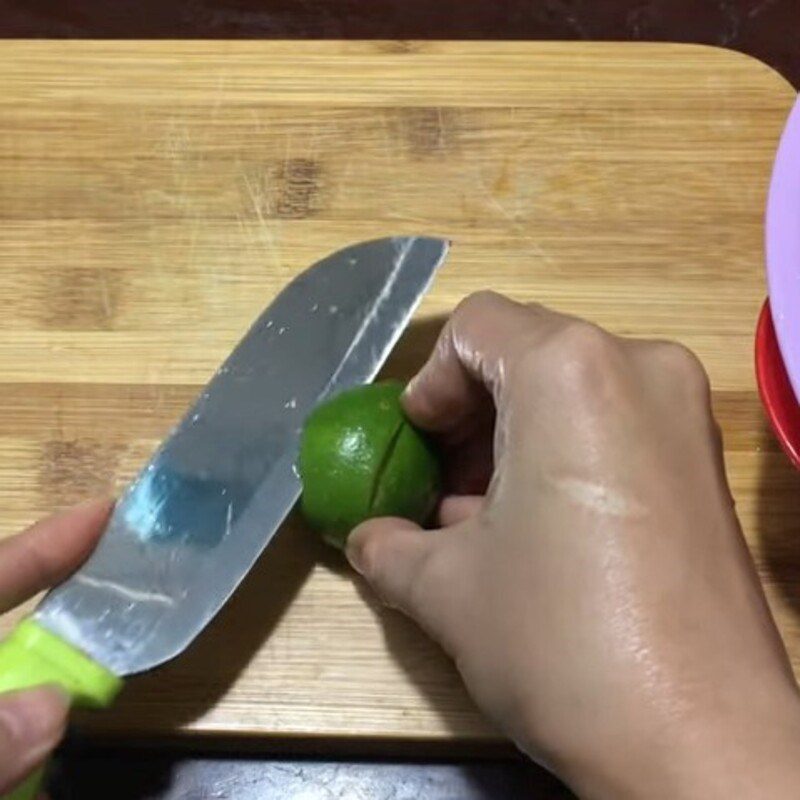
[475,168,555,269]
[380,112,397,161]
[185,217,203,270]
[436,106,446,150]
[241,171,282,271]
[99,272,112,320]
[161,120,191,161]
[249,109,267,136]
[211,73,228,120]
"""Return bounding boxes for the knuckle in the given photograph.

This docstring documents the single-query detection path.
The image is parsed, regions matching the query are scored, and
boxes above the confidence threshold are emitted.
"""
[454,290,540,327]
[556,321,619,365]
[515,321,620,396]
[658,341,710,394]
[354,532,386,582]
[450,290,500,333]
[457,289,506,312]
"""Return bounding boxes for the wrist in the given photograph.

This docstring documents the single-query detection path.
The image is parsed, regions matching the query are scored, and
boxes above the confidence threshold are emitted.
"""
[553,687,800,800]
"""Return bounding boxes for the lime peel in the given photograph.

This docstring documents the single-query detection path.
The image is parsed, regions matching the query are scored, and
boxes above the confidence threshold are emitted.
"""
[298,381,441,550]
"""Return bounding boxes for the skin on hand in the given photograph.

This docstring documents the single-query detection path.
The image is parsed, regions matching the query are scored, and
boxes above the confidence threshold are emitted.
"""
[0,498,111,794]
[348,292,800,799]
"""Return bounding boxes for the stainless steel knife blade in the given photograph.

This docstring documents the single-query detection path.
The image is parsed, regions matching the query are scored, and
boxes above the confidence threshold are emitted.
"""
[35,236,448,676]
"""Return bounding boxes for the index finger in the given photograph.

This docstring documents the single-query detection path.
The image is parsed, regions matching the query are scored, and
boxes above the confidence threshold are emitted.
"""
[0,498,112,613]
[402,291,561,434]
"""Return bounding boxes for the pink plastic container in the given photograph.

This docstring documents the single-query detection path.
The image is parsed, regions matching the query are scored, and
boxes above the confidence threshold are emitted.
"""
[756,95,800,466]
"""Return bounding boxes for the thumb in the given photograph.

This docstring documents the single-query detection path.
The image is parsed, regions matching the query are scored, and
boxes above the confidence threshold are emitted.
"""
[0,685,69,794]
[346,517,436,613]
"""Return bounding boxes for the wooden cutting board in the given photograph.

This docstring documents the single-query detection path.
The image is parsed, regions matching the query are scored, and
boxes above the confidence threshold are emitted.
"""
[0,41,797,745]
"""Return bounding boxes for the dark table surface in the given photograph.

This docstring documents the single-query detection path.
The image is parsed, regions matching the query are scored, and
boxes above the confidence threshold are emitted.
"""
[1,0,798,87]
[2,1,798,797]
[50,749,576,799]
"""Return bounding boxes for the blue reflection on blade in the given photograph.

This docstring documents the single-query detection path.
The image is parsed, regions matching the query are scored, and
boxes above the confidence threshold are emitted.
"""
[121,462,239,549]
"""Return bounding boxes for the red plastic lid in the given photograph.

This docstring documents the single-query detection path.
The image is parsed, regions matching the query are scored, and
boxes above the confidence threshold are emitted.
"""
[755,299,800,469]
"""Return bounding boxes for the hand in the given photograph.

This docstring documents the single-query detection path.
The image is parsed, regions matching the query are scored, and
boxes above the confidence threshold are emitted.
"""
[0,498,111,794]
[348,293,800,799]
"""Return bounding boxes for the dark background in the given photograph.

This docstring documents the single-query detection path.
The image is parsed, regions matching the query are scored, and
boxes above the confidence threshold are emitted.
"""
[1,0,798,86]
[3,1,797,797]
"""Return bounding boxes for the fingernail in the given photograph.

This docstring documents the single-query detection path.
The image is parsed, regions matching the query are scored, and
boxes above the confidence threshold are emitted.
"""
[75,496,115,513]
[345,529,366,575]
[401,375,419,402]
[0,686,69,760]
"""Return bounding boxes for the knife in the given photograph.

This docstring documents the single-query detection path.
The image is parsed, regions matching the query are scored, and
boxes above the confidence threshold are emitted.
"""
[0,235,449,800]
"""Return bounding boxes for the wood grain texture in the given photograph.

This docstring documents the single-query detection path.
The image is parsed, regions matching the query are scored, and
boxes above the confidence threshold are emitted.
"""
[0,41,796,744]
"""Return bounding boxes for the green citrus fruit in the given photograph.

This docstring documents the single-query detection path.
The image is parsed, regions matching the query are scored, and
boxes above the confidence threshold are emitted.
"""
[298,381,441,549]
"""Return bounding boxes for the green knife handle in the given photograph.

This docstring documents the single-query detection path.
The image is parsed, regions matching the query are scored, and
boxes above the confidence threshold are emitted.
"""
[0,619,122,800]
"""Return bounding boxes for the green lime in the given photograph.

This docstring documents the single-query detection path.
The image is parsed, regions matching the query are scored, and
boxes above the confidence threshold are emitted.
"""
[298,381,441,549]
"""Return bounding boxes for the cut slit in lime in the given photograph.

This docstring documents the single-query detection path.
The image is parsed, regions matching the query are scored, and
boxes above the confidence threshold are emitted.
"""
[298,381,441,550]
